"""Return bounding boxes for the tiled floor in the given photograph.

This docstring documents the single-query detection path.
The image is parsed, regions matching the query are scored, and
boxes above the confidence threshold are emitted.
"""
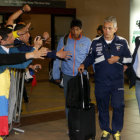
[6,79,140,140]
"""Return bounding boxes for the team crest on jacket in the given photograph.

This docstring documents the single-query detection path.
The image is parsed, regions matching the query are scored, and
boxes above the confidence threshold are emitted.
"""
[116,46,121,51]
[96,46,103,56]
[79,43,85,47]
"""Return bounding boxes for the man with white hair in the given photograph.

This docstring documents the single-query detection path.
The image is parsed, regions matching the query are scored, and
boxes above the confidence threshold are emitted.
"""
[78,16,132,140]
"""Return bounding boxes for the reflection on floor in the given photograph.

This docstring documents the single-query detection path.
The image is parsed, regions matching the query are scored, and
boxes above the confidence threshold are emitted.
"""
[6,79,140,140]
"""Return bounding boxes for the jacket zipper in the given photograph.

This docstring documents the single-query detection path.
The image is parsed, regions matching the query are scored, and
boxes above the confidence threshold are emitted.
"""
[73,40,76,76]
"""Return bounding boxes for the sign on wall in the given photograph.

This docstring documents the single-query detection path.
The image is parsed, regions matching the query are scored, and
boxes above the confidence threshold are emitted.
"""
[130,0,140,53]
[0,0,66,8]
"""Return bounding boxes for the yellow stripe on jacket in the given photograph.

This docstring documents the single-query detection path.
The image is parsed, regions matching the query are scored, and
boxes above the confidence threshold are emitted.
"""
[0,69,10,99]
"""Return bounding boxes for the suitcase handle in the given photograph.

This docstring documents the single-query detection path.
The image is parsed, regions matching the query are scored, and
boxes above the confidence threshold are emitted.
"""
[80,73,85,108]
[79,72,89,109]
[78,71,89,88]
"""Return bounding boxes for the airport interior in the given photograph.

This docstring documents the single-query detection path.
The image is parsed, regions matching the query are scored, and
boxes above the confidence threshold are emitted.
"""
[0,0,140,140]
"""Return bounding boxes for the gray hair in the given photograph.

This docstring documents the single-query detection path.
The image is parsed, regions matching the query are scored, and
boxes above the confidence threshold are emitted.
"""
[104,16,117,28]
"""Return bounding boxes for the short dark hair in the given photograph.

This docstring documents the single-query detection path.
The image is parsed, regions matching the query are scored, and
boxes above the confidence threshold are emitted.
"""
[14,24,25,31]
[0,27,12,41]
[70,19,82,29]
[97,25,103,31]
[97,25,103,33]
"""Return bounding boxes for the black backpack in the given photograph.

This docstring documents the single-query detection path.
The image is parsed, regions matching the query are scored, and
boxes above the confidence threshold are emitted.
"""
[66,73,91,109]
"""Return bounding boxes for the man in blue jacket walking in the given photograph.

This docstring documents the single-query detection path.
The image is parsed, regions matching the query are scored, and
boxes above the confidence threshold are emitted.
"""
[78,16,132,140]
[53,19,91,118]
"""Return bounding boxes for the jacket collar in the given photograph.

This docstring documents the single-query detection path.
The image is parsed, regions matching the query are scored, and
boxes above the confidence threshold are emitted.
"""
[101,34,117,45]
[69,33,82,40]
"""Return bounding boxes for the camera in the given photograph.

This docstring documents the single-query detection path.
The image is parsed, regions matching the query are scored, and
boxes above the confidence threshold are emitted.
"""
[35,65,40,70]
[136,20,140,28]
[36,36,46,41]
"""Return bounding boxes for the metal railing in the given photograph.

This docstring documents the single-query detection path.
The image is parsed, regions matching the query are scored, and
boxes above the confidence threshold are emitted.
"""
[8,69,25,134]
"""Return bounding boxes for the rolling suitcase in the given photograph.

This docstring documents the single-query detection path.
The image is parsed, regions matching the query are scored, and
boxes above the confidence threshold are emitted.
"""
[67,73,96,140]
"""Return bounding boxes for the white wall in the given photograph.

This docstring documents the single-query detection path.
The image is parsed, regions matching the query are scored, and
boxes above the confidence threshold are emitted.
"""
[130,0,140,53]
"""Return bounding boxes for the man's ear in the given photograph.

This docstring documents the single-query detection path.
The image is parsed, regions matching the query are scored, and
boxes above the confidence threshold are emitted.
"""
[115,27,118,33]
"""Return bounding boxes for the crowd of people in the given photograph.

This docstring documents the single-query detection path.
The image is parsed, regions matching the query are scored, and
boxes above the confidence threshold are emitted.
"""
[0,4,71,140]
[0,3,140,140]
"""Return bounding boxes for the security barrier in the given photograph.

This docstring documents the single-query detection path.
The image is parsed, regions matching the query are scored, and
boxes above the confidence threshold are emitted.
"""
[8,69,25,134]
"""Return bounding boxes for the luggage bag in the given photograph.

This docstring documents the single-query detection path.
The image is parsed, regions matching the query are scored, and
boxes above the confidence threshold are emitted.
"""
[67,73,96,140]
[68,103,96,140]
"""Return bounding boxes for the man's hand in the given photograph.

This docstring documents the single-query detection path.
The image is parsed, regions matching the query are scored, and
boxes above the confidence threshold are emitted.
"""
[123,65,128,72]
[23,4,31,12]
[108,56,120,64]
[42,32,51,44]
[6,4,31,26]
[78,64,85,73]
[34,36,43,49]
[56,47,72,59]
[28,47,48,59]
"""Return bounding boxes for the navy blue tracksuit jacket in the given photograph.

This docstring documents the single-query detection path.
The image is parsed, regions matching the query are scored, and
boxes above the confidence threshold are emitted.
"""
[83,35,132,134]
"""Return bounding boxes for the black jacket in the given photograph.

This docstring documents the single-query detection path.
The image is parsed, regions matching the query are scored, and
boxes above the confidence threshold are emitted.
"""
[125,36,140,88]
[0,53,26,65]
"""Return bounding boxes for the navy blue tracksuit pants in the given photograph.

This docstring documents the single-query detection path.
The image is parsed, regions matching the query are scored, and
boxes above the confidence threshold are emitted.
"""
[95,83,124,134]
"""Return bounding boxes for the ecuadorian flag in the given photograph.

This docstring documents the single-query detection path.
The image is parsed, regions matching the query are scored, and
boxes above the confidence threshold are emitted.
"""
[0,69,10,136]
